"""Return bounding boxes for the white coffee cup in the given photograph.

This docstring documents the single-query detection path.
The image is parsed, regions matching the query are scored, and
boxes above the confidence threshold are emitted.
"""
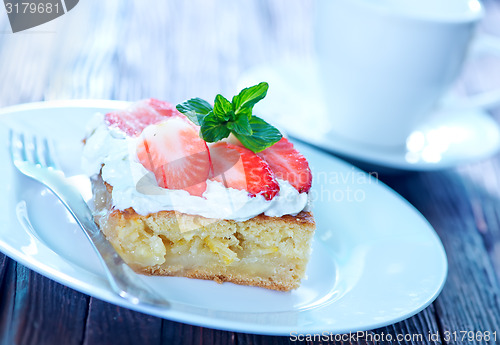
[315,0,500,147]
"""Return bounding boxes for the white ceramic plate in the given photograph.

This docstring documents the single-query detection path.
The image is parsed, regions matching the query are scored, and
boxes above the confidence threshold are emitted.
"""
[0,101,447,335]
[238,62,500,171]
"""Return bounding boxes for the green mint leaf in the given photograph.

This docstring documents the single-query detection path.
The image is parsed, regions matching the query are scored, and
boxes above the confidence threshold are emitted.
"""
[176,98,212,114]
[236,107,252,121]
[176,98,213,125]
[181,111,205,126]
[233,115,282,152]
[213,94,233,121]
[178,83,282,152]
[200,111,231,142]
[227,114,253,136]
[232,82,268,119]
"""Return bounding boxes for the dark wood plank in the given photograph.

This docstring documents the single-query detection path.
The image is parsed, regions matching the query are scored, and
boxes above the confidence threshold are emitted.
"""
[457,159,500,281]
[0,256,17,345]
[161,321,237,345]
[0,261,89,345]
[238,333,291,345]
[376,306,442,345]
[82,298,162,345]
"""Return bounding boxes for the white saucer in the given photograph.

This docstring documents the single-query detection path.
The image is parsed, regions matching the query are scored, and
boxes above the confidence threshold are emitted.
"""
[238,61,500,171]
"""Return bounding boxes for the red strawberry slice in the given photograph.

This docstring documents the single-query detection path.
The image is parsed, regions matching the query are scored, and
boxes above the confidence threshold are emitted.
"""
[209,142,280,200]
[148,98,182,117]
[105,98,183,137]
[136,117,210,197]
[257,138,312,193]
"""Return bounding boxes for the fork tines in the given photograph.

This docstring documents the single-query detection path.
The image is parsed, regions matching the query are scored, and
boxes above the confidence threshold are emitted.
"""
[9,130,59,170]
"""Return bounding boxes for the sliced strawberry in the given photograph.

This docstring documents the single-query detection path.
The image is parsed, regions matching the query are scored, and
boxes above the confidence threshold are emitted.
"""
[209,142,280,200]
[147,98,182,117]
[136,117,210,197]
[105,98,183,137]
[257,138,312,193]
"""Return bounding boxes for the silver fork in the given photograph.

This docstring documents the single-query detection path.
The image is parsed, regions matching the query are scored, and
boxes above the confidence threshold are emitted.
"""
[9,130,170,308]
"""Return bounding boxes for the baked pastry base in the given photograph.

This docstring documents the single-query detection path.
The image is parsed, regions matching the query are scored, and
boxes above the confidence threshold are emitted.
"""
[92,175,315,291]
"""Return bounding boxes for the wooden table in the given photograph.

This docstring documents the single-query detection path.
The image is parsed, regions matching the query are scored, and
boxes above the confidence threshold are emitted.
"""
[1,0,500,344]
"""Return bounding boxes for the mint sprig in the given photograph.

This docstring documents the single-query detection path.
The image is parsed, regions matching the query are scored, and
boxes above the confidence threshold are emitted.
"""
[176,82,282,152]
[175,98,212,125]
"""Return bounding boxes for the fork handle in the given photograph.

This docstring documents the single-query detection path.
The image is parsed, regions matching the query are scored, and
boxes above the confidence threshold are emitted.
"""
[39,173,170,307]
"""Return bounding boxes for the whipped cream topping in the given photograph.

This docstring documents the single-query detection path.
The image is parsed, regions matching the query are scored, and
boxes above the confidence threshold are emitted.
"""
[82,113,310,221]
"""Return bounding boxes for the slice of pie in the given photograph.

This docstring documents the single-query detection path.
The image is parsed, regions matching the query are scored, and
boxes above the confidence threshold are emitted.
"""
[83,90,315,291]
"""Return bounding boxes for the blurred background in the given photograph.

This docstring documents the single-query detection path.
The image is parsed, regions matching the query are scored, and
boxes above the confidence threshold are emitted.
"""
[0,0,317,105]
[0,0,500,109]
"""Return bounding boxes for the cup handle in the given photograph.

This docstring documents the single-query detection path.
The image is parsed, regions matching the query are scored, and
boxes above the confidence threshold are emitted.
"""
[441,33,500,110]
